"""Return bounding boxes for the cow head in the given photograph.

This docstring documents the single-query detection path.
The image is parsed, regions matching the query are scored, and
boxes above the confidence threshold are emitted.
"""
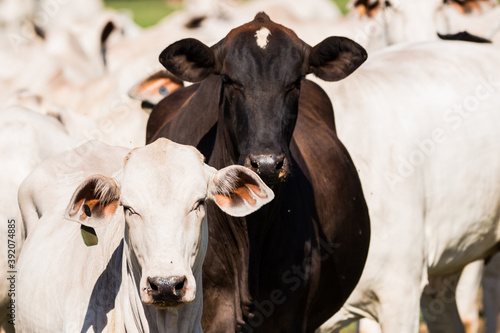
[158,12,367,185]
[65,138,274,308]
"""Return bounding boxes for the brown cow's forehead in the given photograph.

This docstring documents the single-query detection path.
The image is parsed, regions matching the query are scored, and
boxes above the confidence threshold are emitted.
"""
[220,16,306,85]
[224,13,304,53]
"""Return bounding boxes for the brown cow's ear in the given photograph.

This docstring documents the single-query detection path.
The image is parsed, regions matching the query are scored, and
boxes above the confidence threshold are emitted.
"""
[65,175,120,246]
[207,165,275,217]
[308,36,367,82]
[159,38,216,82]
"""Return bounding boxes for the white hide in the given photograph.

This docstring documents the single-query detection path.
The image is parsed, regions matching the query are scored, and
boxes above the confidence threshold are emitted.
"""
[315,41,500,332]
[0,106,76,332]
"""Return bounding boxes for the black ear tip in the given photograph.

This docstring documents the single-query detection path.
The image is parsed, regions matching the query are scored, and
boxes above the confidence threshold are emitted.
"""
[158,47,171,66]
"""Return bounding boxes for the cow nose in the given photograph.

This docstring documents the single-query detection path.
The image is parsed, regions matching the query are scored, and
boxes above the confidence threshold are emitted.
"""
[147,276,187,305]
[244,154,289,184]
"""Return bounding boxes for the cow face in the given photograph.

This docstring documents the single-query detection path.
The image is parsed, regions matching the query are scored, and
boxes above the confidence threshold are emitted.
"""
[159,12,367,185]
[64,138,274,309]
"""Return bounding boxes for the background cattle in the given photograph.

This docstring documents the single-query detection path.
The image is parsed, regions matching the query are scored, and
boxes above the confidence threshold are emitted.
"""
[16,138,274,332]
[0,106,77,333]
[314,40,500,333]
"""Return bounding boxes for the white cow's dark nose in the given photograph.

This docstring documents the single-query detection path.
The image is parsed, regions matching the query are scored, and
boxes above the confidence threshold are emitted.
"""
[147,276,187,305]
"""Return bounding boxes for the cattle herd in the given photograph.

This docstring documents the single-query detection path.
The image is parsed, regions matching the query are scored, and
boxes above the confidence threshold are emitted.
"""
[1,0,500,332]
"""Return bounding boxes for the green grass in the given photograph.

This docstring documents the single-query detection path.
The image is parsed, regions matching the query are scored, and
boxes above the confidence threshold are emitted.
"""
[104,0,350,27]
[104,0,181,27]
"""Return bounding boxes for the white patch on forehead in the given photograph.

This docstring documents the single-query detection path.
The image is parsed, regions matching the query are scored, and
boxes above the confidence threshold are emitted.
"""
[255,27,271,49]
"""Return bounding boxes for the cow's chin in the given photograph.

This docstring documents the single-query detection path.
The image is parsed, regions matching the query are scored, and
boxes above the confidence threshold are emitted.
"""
[151,300,187,310]
[141,292,192,309]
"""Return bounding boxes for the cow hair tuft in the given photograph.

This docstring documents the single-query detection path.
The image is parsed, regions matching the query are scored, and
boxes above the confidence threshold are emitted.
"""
[93,177,120,205]
[213,168,243,196]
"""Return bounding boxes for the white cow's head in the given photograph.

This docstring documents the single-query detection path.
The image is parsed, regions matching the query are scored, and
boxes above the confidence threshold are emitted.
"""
[64,138,274,308]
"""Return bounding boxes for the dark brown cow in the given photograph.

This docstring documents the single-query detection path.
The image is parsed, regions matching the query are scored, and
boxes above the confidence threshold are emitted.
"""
[147,12,370,333]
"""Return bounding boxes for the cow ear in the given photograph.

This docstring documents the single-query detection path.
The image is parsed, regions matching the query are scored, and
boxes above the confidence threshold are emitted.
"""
[128,70,184,105]
[65,175,120,246]
[207,165,275,217]
[308,36,367,82]
[159,38,216,82]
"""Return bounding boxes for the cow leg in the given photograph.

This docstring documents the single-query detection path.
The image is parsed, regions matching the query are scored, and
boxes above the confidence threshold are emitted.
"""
[421,272,465,333]
[482,253,500,333]
[376,285,421,333]
[456,260,483,333]
[0,321,14,333]
[357,318,381,333]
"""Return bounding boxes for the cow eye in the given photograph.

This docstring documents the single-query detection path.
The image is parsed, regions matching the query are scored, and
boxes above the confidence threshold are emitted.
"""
[294,77,303,89]
[287,76,304,92]
[159,86,168,96]
[123,205,137,217]
[193,199,206,212]
[221,74,233,85]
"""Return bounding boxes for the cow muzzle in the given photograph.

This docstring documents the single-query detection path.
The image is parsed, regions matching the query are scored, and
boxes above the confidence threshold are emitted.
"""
[244,154,290,184]
[146,275,189,308]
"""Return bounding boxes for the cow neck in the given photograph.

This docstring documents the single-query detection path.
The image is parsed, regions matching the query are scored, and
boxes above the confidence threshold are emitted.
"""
[201,80,255,323]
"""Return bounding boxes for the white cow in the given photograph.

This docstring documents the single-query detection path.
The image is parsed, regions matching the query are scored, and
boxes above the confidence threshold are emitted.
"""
[0,105,77,332]
[16,138,274,332]
[314,40,500,332]
[341,0,500,50]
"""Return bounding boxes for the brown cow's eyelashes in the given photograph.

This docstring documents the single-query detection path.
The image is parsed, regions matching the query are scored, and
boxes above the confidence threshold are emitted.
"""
[286,76,304,92]
[221,74,232,85]
[221,75,242,89]
[294,76,304,89]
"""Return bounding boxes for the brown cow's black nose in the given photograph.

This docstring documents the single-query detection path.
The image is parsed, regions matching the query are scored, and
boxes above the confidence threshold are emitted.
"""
[245,154,289,184]
[147,276,187,305]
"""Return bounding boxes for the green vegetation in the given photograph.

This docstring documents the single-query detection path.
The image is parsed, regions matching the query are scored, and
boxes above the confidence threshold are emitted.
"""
[103,0,350,27]
[104,0,181,27]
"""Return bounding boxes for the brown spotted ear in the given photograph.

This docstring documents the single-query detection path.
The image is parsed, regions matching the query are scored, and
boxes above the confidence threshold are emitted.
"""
[159,38,217,82]
[307,36,367,82]
[128,70,184,105]
[352,0,382,18]
[449,0,487,14]
[207,165,274,217]
[65,175,120,245]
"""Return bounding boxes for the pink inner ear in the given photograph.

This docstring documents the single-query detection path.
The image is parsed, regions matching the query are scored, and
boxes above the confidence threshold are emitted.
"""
[69,198,85,219]
[103,201,118,217]
[234,187,257,206]
[245,183,268,199]
[214,193,232,208]
[214,185,258,209]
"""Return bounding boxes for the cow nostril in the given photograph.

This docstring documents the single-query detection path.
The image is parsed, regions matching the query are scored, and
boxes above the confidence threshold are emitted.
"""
[250,159,259,169]
[175,276,186,293]
[148,277,159,292]
[275,159,284,170]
